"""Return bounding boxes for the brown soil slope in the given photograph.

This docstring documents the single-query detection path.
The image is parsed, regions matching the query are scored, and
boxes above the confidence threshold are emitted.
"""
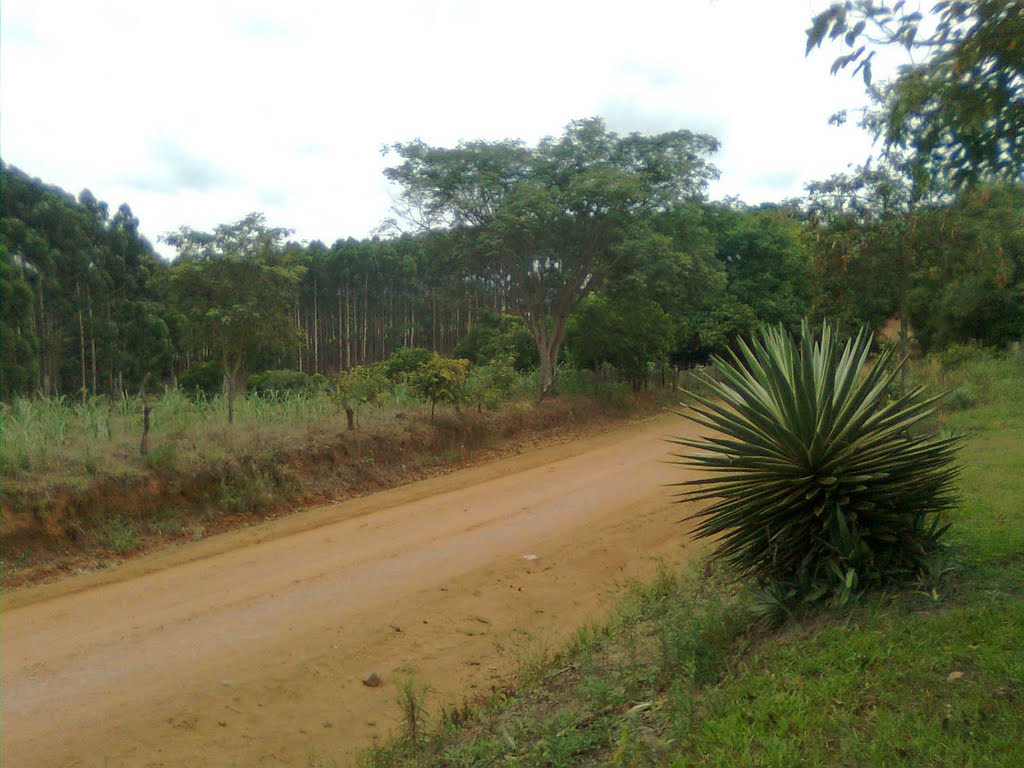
[1,412,703,767]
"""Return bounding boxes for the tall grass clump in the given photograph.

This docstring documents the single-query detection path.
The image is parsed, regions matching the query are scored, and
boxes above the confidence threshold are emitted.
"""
[673,320,960,607]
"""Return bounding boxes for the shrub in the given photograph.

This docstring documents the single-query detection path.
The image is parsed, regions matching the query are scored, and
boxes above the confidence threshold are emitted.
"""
[465,355,518,412]
[382,347,433,382]
[943,385,978,411]
[938,341,996,370]
[308,373,331,393]
[247,369,311,396]
[674,320,960,606]
[454,310,538,371]
[178,361,224,397]
[409,353,470,422]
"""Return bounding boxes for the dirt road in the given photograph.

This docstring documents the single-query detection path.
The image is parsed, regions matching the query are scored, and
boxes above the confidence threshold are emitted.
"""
[2,412,703,767]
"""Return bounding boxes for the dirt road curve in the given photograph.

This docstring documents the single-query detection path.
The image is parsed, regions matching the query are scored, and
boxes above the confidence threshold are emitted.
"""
[2,413,703,767]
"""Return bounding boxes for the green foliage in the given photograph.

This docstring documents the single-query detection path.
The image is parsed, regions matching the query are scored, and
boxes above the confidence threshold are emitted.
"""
[709,203,811,334]
[409,354,470,421]
[120,300,175,391]
[806,172,1023,353]
[337,366,389,410]
[1,164,166,398]
[164,213,306,420]
[178,361,224,398]
[944,385,978,412]
[906,184,1024,351]
[454,311,537,370]
[385,117,720,397]
[308,373,331,392]
[566,293,674,389]
[396,676,431,746]
[247,369,312,396]
[464,355,518,411]
[804,163,921,338]
[807,0,1024,188]
[382,347,433,382]
[1,247,40,398]
[103,517,141,554]
[939,341,998,370]
[673,320,960,605]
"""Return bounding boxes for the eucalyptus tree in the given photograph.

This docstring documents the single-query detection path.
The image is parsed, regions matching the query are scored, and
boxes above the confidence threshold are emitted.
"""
[384,118,719,398]
[0,245,40,397]
[0,164,165,398]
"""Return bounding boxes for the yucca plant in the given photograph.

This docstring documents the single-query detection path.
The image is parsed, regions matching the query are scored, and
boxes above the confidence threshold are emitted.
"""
[673,320,959,605]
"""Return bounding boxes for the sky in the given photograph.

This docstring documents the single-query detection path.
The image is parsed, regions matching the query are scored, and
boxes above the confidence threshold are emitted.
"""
[1,0,901,258]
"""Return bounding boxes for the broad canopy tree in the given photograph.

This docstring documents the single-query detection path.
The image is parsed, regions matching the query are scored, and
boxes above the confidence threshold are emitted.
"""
[164,213,305,423]
[384,118,719,398]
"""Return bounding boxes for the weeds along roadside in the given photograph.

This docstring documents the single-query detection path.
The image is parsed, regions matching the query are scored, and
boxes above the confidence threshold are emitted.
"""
[358,351,1024,768]
[0,366,696,588]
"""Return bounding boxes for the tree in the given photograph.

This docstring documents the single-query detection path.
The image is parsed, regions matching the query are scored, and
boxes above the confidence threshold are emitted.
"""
[1,246,41,398]
[384,118,719,398]
[807,0,1024,187]
[164,213,305,423]
[1,163,166,398]
[805,161,925,384]
[566,293,674,390]
[120,301,174,454]
[454,310,538,371]
[465,354,518,412]
[336,365,389,430]
[382,346,433,382]
[410,353,470,422]
[906,182,1024,349]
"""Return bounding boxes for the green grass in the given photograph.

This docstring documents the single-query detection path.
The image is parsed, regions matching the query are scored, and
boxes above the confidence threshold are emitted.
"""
[0,368,658,487]
[0,388,355,484]
[359,353,1024,767]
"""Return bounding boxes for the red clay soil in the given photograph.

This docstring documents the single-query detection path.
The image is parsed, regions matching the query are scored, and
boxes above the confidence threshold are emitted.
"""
[1,412,705,767]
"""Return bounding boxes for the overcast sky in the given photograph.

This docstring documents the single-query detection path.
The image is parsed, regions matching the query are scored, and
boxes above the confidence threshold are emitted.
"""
[2,0,898,258]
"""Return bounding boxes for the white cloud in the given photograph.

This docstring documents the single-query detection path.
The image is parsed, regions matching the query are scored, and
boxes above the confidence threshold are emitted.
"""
[1,0,901,257]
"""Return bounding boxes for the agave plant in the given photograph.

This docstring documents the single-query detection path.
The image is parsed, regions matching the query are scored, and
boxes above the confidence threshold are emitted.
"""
[673,320,959,603]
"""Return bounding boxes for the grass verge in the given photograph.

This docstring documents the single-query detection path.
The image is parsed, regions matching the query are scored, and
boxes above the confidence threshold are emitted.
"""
[359,353,1024,767]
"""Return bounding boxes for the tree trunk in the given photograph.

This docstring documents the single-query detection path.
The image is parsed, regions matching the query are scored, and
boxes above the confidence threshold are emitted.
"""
[898,309,911,392]
[78,302,88,403]
[313,274,320,374]
[139,373,152,456]
[87,291,98,397]
[345,404,355,431]
[223,362,240,425]
[431,292,437,351]
[345,287,352,371]
[533,317,568,401]
[362,275,369,365]
[430,400,436,423]
[537,349,556,400]
[342,288,350,372]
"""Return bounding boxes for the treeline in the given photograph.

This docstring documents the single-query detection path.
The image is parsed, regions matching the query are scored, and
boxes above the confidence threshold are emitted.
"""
[1,165,164,399]
[2,157,1021,403]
